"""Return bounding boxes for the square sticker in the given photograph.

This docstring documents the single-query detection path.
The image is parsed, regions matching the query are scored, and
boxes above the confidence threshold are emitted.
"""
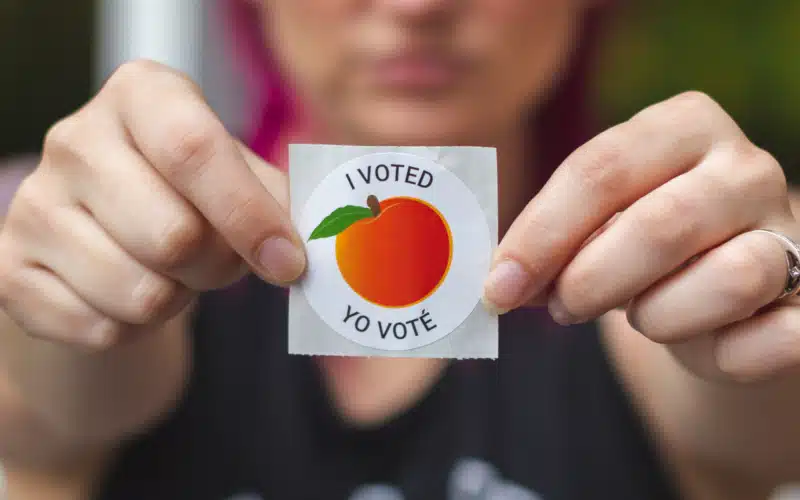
[288,145,498,359]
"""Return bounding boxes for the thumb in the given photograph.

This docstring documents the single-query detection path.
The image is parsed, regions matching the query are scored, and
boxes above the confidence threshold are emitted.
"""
[235,140,290,210]
[233,141,302,287]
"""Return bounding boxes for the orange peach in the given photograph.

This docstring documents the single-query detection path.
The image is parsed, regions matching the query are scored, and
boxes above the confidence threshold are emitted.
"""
[309,195,452,308]
[336,196,452,307]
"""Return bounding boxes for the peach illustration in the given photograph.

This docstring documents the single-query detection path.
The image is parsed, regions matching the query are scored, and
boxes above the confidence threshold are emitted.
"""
[308,195,452,308]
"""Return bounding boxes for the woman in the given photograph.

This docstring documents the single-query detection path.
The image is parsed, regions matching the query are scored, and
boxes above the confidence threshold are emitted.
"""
[1,1,799,498]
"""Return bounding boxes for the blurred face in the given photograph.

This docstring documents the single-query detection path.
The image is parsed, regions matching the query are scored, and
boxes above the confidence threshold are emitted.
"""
[256,0,591,146]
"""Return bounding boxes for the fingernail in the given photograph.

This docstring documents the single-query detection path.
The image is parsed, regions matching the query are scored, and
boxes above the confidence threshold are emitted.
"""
[547,296,579,326]
[258,236,306,283]
[482,260,531,315]
[87,319,117,349]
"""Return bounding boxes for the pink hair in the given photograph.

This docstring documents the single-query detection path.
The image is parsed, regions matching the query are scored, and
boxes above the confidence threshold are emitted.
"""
[221,0,609,180]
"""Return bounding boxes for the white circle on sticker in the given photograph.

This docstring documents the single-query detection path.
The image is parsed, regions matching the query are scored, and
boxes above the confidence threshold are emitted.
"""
[297,152,492,351]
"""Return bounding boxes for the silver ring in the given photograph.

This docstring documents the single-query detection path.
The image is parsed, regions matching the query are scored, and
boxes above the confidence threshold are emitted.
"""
[752,229,800,300]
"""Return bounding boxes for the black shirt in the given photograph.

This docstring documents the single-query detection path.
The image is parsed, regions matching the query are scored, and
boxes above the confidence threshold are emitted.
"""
[97,275,681,500]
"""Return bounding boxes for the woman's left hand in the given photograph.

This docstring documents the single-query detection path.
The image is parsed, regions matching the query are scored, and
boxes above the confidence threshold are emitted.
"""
[484,91,799,383]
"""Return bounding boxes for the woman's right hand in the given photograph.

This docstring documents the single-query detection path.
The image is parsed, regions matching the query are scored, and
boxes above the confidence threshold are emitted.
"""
[0,59,306,350]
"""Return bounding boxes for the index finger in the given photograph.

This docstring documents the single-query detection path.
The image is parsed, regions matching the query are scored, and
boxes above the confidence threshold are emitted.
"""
[483,92,743,313]
[113,63,305,285]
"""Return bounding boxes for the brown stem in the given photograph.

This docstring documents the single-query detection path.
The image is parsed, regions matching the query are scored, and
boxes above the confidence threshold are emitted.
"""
[367,195,381,217]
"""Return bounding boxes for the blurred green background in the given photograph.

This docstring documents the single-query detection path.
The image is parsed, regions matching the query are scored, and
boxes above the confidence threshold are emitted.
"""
[595,1,799,178]
[1,1,797,177]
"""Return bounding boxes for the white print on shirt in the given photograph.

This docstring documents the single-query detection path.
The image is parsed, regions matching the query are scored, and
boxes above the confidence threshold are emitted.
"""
[224,458,543,500]
[446,458,543,500]
[347,457,544,499]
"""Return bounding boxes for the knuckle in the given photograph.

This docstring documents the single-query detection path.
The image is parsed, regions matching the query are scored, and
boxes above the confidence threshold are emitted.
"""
[129,273,178,324]
[104,59,201,101]
[158,112,222,177]
[638,191,701,252]
[11,177,54,227]
[716,243,771,306]
[671,90,720,116]
[575,130,631,195]
[117,59,157,78]
[43,115,84,156]
[219,194,264,251]
[774,311,800,342]
[625,304,663,341]
[558,265,602,315]
[105,59,162,92]
[152,213,206,268]
[653,91,723,133]
[735,143,788,200]
[41,114,101,174]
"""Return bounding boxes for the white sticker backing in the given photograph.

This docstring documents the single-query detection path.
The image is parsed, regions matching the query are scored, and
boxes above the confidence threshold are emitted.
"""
[289,145,498,359]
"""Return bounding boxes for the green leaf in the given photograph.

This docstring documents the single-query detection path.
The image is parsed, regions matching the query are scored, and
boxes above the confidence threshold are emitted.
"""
[308,205,373,241]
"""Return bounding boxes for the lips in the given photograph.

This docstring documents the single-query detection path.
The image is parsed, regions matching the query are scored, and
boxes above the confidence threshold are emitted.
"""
[367,52,466,92]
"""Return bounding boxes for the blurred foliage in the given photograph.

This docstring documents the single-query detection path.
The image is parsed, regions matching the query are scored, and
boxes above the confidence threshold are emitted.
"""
[594,0,800,179]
